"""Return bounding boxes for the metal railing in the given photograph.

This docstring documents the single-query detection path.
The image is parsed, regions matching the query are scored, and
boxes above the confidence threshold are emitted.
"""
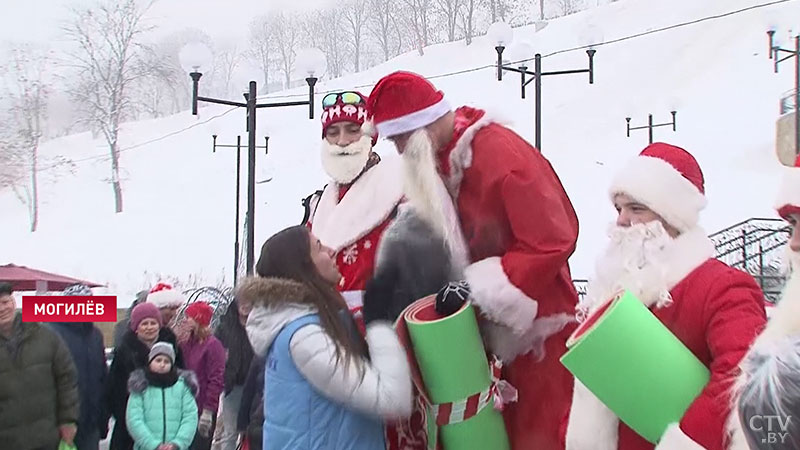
[709,218,790,303]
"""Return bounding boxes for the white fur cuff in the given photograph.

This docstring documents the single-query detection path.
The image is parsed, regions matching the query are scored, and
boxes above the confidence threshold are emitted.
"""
[655,423,706,450]
[566,380,619,450]
[464,257,537,334]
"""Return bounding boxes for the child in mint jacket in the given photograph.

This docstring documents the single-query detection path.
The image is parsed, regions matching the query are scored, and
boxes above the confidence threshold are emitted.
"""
[126,342,198,450]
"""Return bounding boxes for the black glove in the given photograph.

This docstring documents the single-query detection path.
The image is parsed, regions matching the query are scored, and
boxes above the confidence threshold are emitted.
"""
[435,281,471,317]
[363,267,399,325]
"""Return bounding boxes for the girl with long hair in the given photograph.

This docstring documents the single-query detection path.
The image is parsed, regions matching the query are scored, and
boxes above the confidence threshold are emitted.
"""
[245,225,412,450]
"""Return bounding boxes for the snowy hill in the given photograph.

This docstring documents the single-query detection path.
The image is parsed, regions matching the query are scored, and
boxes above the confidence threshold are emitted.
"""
[1,0,796,305]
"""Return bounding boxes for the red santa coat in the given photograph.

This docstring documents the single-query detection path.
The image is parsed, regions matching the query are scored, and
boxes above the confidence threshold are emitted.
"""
[309,156,404,316]
[565,227,767,450]
[438,107,580,449]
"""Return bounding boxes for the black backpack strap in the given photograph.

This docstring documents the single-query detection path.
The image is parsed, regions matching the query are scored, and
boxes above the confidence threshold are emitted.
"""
[301,187,325,226]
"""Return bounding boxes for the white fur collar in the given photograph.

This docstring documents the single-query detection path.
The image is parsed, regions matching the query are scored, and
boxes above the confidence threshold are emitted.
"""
[445,112,502,197]
[662,226,715,291]
[312,156,403,252]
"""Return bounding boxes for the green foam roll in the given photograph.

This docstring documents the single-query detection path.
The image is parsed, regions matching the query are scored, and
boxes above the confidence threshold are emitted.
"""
[560,291,710,443]
[398,295,510,450]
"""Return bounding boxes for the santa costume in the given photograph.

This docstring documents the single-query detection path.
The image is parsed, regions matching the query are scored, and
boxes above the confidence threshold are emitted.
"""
[565,143,767,450]
[727,156,800,450]
[368,71,581,450]
[304,91,404,322]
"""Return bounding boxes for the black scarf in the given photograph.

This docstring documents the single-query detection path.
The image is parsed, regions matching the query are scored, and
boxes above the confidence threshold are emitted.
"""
[145,367,179,388]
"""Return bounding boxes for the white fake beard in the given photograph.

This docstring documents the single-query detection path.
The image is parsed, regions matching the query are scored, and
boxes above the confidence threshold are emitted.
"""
[579,221,674,319]
[320,134,372,184]
[401,129,450,240]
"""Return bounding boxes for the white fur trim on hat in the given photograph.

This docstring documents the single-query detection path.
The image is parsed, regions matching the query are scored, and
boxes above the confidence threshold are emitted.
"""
[609,155,707,233]
[774,164,800,216]
[147,288,186,308]
[655,423,706,450]
[375,98,451,138]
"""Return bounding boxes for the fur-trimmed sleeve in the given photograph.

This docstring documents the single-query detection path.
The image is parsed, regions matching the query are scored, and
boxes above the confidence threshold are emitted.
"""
[464,128,578,334]
[290,323,412,419]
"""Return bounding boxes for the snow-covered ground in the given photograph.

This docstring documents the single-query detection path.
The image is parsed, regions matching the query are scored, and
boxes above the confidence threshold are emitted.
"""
[1,0,796,306]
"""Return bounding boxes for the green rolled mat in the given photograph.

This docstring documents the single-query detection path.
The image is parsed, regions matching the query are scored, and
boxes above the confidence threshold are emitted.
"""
[396,295,510,450]
[560,290,710,443]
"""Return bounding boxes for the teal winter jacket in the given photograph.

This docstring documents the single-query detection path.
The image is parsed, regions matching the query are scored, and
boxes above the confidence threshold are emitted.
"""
[125,369,199,450]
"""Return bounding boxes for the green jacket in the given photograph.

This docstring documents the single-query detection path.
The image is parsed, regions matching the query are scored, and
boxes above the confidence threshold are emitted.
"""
[0,314,79,450]
[125,369,199,450]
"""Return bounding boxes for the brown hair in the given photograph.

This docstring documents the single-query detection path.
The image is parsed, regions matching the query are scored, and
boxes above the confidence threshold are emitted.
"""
[255,225,365,368]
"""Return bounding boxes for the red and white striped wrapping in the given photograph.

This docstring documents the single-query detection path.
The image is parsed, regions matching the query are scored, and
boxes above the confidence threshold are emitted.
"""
[428,357,515,426]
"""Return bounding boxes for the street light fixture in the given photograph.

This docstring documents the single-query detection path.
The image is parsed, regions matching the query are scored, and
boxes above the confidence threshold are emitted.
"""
[767,27,800,156]
[625,111,677,144]
[210,134,269,284]
[490,21,596,151]
[180,42,325,276]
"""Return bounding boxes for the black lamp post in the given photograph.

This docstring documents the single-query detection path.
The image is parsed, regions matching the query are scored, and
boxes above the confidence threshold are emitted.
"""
[768,29,800,156]
[626,111,677,144]
[182,44,324,276]
[211,134,269,283]
[489,22,596,152]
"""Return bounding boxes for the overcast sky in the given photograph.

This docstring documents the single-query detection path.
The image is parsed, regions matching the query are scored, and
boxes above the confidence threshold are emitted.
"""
[0,0,332,46]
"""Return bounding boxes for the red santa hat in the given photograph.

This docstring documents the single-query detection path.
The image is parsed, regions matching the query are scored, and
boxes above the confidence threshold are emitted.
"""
[366,71,451,138]
[609,142,707,233]
[775,154,800,220]
[320,91,370,137]
[146,282,186,308]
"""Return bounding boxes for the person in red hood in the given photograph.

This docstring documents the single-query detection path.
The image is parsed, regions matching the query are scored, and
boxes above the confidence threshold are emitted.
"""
[367,70,580,449]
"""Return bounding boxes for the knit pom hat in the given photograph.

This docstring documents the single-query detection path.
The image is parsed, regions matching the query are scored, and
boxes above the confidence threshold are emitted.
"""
[130,302,163,331]
[184,301,213,328]
[148,341,175,364]
[147,282,186,308]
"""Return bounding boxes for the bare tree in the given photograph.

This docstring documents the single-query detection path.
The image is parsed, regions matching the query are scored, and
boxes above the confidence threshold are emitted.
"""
[459,0,477,45]
[214,44,241,98]
[271,12,300,88]
[247,16,273,92]
[302,9,348,79]
[540,0,546,20]
[368,0,402,61]
[0,45,51,231]
[64,0,155,213]
[134,45,179,118]
[436,0,463,42]
[400,0,433,55]
[343,0,369,72]
[484,0,509,22]
[557,0,577,16]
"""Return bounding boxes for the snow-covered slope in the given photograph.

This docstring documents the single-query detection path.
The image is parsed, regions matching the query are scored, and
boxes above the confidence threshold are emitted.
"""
[1,0,796,305]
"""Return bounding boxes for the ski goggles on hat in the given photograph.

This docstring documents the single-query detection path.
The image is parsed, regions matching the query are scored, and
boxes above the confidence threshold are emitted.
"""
[322,91,365,108]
